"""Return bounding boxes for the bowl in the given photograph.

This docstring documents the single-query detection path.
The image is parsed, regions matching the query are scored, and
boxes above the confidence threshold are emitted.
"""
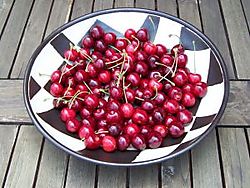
[23,8,229,166]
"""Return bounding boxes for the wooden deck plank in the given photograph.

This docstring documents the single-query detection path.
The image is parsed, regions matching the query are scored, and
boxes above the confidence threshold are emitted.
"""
[219,0,250,78]
[218,81,250,126]
[0,80,29,123]
[0,0,34,78]
[114,0,134,7]
[157,0,177,15]
[71,0,94,20]
[3,125,43,188]
[97,166,127,188]
[161,153,191,188]
[218,128,250,187]
[65,157,96,188]
[241,0,250,28]
[130,164,159,188]
[191,130,223,188]
[135,0,155,9]
[35,140,68,188]
[10,0,53,79]
[199,0,236,79]
[93,0,114,11]
[0,125,18,186]
[0,0,14,35]
[178,0,201,30]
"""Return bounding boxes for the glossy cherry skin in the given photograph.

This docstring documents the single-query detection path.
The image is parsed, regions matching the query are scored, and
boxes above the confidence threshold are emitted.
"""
[60,107,76,122]
[131,134,147,150]
[85,134,101,150]
[160,54,174,67]
[132,109,149,125]
[93,58,105,70]
[141,100,155,112]
[98,70,111,84]
[126,72,141,87]
[153,124,168,138]
[64,49,78,61]
[169,121,185,138]
[115,39,128,51]
[156,44,167,57]
[172,72,188,87]
[110,86,123,100]
[168,87,183,101]
[108,123,122,137]
[120,103,134,118]
[140,126,152,138]
[95,40,107,53]
[93,108,106,119]
[74,69,89,83]
[66,118,81,133]
[182,92,196,107]
[84,94,99,109]
[102,135,117,152]
[125,88,136,103]
[106,110,123,124]
[171,44,185,55]
[136,28,149,42]
[117,134,130,151]
[177,53,188,68]
[80,107,92,119]
[134,61,148,76]
[188,73,201,84]
[103,32,116,45]
[81,117,96,129]
[153,92,167,105]
[90,25,104,39]
[193,82,208,98]
[182,83,194,93]
[123,123,140,138]
[163,99,179,114]
[152,108,166,123]
[78,125,95,139]
[50,82,64,97]
[149,78,163,91]
[143,41,157,55]
[106,99,121,111]
[135,50,148,61]
[82,35,94,48]
[147,132,163,149]
[177,109,193,124]
[79,48,90,60]
[50,70,61,83]
[125,28,136,40]
[164,115,177,127]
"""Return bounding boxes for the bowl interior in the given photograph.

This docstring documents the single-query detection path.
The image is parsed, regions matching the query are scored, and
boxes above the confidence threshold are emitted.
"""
[24,8,229,166]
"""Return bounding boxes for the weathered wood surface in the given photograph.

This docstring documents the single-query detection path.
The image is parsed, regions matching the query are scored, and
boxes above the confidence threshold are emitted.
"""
[241,0,250,28]
[220,0,250,79]
[10,0,53,79]
[199,0,236,79]
[161,153,191,188]
[3,126,43,188]
[115,0,134,7]
[71,0,94,20]
[0,0,34,78]
[65,157,96,188]
[0,0,14,35]
[218,128,250,187]
[93,0,113,11]
[135,0,155,9]
[157,0,177,15]
[191,130,223,188]
[98,166,127,188]
[0,125,18,186]
[130,164,159,188]
[35,140,68,188]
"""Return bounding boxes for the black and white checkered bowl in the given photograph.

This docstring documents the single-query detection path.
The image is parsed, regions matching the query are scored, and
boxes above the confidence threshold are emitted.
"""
[23,8,229,166]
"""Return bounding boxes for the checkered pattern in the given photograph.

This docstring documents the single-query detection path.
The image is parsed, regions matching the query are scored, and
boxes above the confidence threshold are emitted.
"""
[26,11,226,164]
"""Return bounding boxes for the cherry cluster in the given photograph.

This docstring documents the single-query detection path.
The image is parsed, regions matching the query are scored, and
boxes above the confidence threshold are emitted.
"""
[49,25,207,152]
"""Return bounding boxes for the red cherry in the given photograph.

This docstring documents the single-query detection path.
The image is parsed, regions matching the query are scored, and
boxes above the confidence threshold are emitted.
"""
[79,48,90,60]
[106,99,121,111]
[95,39,107,53]
[115,39,128,51]
[182,83,194,93]
[132,109,149,125]
[168,87,183,101]
[149,78,163,91]
[74,69,89,83]
[103,32,116,45]
[64,49,78,61]
[131,134,147,150]
[85,134,101,150]
[125,28,136,40]
[81,35,94,48]
[182,92,196,107]
[177,109,193,124]
[50,82,64,97]
[66,118,81,133]
[153,125,168,138]
[90,25,104,39]
[152,108,166,123]
[171,44,184,55]
[126,72,141,87]
[93,58,105,70]
[84,94,99,109]
[120,103,134,118]
[143,41,157,55]
[188,73,201,84]
[134,61,149,76]
[125,88,136,103]
[156,44,167,57]
[123,123,140,138]
[163,99,180,114]
[140,126,152,138]
[193,82,208,98]
[110,86,123,100]
[141,100,155,112]
[81,117,96,129]
[164,115,177,127]
[172,72,188,87]
[78,126,94,139]
[50,70,61,83]
[160,54,174,67]
[117,134,130,151]
[106,110,123,124]
[177,54,188,68]
[147,132,163,149]
[169,121,185,138]
[93,108,106,119]
[136,28,149,42]
[98,70,111,83]
[60,107,76,122]
[102,135,117,152]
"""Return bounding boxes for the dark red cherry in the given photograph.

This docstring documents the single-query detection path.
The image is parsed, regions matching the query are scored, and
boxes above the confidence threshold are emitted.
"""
[60,107,76,122]
[86,64,98,78]
[117,134,130,151]
[103,32,116,45]
[110,86,123,100]
[143,41,157,55]
[79,48,90,60]
[135,50,148,61]
[169,121,185,138]
[78,126,94,139]
[132,134,146,150]
[141,100,155,112]
[82,35,94,48]
[164,115,177,127]
[152,107,166,123]
[177,109,193,124]
[143,88,154,99]
[140,126,152,138]
[50,82,64,97]
[108,123,122,137]
[153,125,168,138]
[147,55,159,69]
[115,39,128,51]
[106,110,123,124]
[74,69,89,83]
[93,58,105,70]
[120,103,134,118]
[125,28,136,40]
[81,117,96,129]
[66,118,81,133]
[126,72,140,87]
[182,83,194,93]
[168,87,183,101]
[134,61,148,76]
[147,132,163,149]
[149,78,163,91]
[125,88,135,103]
[85,134,101,150]
[156,44,167,57]
[107,99,121,111]
[153,92,167,105]
[51,70,61,83]
[136,28,149,42]
[80,107,92,119]
[177,53,188,68]
[84,94,99,109]
[64,77,77,88]
[90,25,104,39]
[132,109,149,125]
[95,40,107,53]
[171,44,185,55]
[98,70,111,84]
[193,82,208,98]
[182,92,196,107]
[172,72,188,87]
[123,123,140,138]
[102,135,117,152]
[96,119,108,129]
[69,99,83,112]
[160,54,174,67]
[188,73,202,84]
[64,49,78,61]
[163,99,180,114]
[163,81,173,93]
[93,108,106,120]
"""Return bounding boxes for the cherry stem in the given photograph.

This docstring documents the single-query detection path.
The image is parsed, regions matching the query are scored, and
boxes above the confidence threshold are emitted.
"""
[122,77,128,103]
[95,130,109,134]
[108,61,123,70]
[79,50,93,62]
[83,81,93,94]
[155,62,173,74]
[158,74,175,86]
[171,49,178,77]
[135,96,145,101]
[118,37,131,44]
[105,55,124,65]
[59,61,81,83]
[151,87,158,100]
[192,40,196,73]
[69,90,85,109]
[168,34,182,45]
[99,88,109,95]
[109,45,122,53]
[131,35,140,52]
[85,60,91,72]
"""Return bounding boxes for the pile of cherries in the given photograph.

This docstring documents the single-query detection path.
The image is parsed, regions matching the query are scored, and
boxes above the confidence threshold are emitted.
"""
[49,25,207,152]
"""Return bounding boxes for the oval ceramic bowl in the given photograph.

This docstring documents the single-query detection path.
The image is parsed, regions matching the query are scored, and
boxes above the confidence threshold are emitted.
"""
[24,8,229,166]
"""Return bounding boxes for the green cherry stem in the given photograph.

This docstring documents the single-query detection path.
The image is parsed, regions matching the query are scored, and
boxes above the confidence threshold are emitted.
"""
[108,45,122,53]
[122,77,128,103]
[151,87,158,100]
[83,81,93,94]
[131,35,140,52]
[155,62,173,74]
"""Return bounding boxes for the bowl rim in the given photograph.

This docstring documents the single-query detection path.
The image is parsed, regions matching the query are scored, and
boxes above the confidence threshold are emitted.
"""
[23,7,230,166]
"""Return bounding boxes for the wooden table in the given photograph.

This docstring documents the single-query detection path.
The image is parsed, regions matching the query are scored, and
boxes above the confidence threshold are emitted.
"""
[0,0,249,187]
